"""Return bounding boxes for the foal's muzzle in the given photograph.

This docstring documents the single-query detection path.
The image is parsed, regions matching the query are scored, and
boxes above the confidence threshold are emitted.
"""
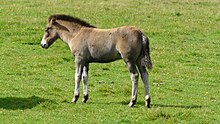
[40,39,49,49]
[41,43,48,49]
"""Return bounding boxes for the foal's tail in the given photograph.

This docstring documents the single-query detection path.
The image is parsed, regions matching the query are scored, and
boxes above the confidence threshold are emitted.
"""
[140,33,153,69]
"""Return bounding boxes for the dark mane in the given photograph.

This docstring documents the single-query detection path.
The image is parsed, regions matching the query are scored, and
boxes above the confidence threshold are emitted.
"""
[49,14,96,28]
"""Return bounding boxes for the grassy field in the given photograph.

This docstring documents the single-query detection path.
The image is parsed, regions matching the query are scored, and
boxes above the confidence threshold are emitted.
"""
[0,0,220,123]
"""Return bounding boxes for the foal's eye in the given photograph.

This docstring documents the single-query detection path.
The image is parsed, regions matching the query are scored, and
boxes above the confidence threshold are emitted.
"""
[45,27,51,32]
[44,27,51,37]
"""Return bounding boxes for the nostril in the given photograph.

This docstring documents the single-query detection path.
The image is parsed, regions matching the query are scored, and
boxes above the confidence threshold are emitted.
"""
[41,44,47,48]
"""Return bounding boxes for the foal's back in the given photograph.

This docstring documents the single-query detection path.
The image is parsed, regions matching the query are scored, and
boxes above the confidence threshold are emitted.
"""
[72,26,143,63]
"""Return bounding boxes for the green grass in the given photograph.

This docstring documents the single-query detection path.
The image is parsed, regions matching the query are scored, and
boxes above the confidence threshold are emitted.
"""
[0,0,220,123]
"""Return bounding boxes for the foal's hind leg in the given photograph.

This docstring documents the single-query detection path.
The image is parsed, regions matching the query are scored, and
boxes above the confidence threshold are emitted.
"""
[82,64,89,103]
[137,63,151,108]
[126,62,139,107]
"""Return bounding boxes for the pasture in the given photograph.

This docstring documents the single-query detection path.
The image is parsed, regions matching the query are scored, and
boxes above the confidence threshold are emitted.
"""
[0,0,219,123]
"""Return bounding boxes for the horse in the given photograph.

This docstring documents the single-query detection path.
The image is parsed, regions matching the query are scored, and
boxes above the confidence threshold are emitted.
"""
[40,14,152,107]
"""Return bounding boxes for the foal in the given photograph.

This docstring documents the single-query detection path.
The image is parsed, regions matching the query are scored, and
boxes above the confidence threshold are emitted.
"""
[40,14,152,107]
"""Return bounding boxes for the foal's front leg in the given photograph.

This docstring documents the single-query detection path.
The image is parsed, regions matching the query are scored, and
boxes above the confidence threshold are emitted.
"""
[71,59,84,103]
[82,64,89,103]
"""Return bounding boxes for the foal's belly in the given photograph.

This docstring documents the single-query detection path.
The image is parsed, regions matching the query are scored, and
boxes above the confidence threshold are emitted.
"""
[89,50,122,63]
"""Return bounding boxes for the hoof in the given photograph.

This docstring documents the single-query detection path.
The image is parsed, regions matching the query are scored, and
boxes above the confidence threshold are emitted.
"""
[71,95,79,103]
[145,97,151,108]
[82,95,88,103]
[128,99,137,107]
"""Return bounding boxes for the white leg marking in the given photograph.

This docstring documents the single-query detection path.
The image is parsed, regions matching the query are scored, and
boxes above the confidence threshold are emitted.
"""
[82,65,88,96]
[72,60,84,103]
[126,62,139,107]
[74,70,81,96]
[130,72,139,100]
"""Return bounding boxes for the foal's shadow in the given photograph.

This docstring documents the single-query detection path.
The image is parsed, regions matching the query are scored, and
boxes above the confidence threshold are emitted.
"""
[152,103,203,109]
[114,101,203,109]
[0,95,49,110]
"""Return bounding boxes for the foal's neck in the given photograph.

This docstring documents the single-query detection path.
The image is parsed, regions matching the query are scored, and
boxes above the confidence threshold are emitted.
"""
[57,21,84,44]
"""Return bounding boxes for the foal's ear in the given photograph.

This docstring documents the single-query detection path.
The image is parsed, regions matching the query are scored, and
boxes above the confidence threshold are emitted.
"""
[49,17,56,24]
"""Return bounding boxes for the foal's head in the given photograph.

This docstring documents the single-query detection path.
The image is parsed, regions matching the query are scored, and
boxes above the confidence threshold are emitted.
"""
[40,15,96,49]
[41,17,59,49]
